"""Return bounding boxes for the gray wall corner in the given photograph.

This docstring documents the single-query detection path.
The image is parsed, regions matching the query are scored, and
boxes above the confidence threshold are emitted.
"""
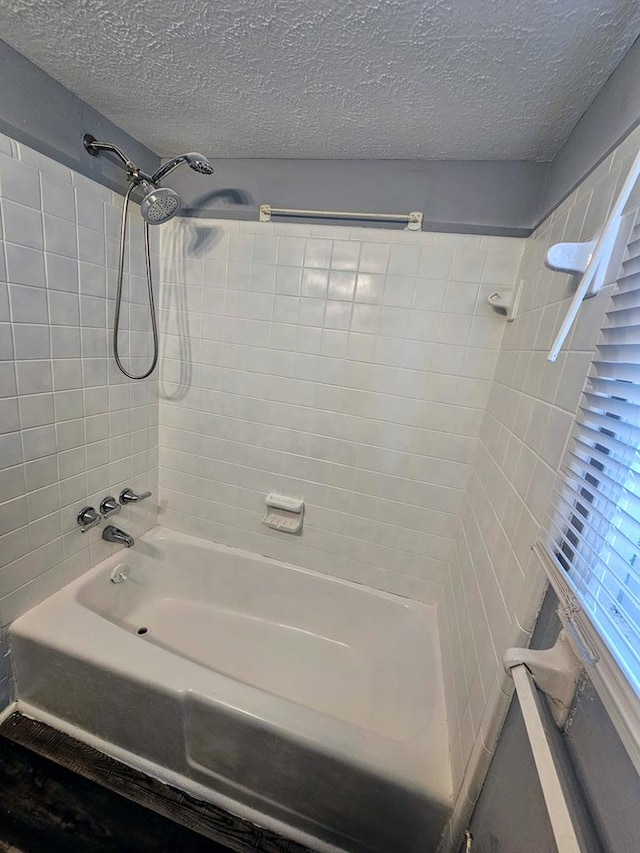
[0,38,159,193]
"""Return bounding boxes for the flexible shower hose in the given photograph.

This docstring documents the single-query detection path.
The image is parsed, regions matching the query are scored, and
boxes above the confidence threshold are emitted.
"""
[112,182,159,380]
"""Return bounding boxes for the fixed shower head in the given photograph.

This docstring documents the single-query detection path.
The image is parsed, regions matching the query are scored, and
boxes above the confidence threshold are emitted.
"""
[151,152,214,183]
[140,185,181,224]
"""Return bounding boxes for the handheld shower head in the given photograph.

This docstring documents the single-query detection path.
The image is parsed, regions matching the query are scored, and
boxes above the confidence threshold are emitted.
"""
[151,152,214,183]
[185,153,215,175]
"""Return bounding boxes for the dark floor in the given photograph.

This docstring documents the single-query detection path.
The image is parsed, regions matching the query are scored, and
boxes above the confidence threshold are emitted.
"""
[0,735,232,853]
[0,713,311,853]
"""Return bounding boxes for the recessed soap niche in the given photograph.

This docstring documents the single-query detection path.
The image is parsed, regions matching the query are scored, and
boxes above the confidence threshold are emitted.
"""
[262,494,305,534]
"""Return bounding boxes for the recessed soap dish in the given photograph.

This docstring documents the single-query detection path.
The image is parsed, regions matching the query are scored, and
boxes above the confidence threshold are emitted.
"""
[262,493,304,534]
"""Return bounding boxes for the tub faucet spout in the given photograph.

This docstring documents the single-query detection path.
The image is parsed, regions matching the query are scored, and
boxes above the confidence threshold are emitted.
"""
[102,525,134,548]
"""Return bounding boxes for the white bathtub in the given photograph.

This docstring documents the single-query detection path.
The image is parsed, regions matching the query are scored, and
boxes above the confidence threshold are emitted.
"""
[10,527,451,853]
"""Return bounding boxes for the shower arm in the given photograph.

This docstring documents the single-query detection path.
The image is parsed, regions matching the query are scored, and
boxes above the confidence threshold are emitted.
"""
[83,134,155,185]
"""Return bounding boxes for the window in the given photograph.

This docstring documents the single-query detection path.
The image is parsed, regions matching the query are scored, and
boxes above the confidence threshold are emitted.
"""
[540,203,640,769]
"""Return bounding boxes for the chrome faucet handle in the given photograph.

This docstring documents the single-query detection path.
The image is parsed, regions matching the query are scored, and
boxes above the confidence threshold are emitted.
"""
[119,487,152,505]
[100,496,121,518]
[77,506,101,533]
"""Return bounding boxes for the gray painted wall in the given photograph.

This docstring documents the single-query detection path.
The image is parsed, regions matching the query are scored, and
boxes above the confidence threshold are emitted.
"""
[539,36,640,224]
[468,589,640,853]
[0,39,159,194]
[172,158,545,236]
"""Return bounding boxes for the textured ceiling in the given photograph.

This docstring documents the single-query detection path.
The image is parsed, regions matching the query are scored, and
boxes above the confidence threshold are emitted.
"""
[1,0,639,160]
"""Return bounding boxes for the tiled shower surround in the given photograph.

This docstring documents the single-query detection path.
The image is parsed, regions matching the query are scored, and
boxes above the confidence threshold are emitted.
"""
[439,124,640,847]
[1,121,638,848]
[157,220,523,599]
[0,134,158,704]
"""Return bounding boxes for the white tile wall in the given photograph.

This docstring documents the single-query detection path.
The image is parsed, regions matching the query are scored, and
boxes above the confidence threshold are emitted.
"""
[0,133,159,708]
[157,218,524,600]
[4,117,634,853]
[438,124,640,849]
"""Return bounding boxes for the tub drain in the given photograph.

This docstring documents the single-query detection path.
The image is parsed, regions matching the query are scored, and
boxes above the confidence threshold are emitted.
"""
[137,627,148,635]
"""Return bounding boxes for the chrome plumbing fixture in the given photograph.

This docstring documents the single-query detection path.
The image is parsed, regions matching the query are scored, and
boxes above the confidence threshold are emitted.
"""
[102,525,135,548]
[83,134,213,380]
[120,487,152,504]
[99,496,121,518]
[77,506,101,533]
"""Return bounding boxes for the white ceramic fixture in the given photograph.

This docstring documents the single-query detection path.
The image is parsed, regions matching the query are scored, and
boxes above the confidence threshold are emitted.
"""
[10,527,451,853]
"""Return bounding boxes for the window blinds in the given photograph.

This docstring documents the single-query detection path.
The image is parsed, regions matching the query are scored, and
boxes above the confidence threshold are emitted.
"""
[545,205,640,701]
